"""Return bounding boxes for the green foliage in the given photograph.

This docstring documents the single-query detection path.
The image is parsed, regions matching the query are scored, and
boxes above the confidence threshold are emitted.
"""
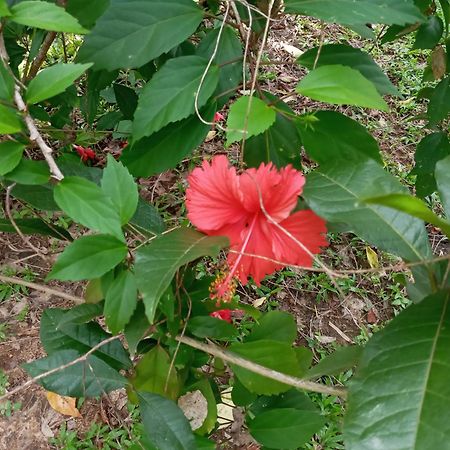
[0,141,25,175]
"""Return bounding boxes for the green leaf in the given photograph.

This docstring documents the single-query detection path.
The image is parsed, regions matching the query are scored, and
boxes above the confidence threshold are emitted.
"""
[66,0,109,29]
[124,302,150,357]
[0,0,10,17]
[131,346,179,401]
[284,0,424,26]
[0,61,14,100]
[196,26,243,106]
[0,141,25,175]
[121,105,215,177]
[23,350,127,397]
[53,176,123,239]
[77,0,203,70]
[130,198,166,235]
[427,77,450,125]
[297,110,382,164]
[297,44,399,95]
[246,311,297,344]
[101,155,138,225]
[232,378,257,407]
[251,389,318,414]
[436,155,450,217]
[39,308,131,370]
[296,65,388,110]
[12,183,58,211]
[226,96,277,145]
[306,345,363,378]
[26,63,92,104]
[187,316,238,341]
[303,159,432,261]
[244,92,302,169]
[132,56,219,141]
[10,1,88,33]
[104,270,138,334]
[135,228,228,323]
[56,303,104,327]
[5,159,50,185]
[344,291,450,450]
[230,340,303,395]
[411,132,450,197]
[0,104,22,134]
[0,218,70,240]
[364,193,450,238]
[113,84,138,120]
[138,392,196,450]
[47,234,127,281]
[414,16,444,49]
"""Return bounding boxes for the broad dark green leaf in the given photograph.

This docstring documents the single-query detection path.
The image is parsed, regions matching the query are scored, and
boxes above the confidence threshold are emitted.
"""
[249,408,325,449]
[298,44,398,95]
[26,63,92,104]
[250,389,318,415]
[129,198,166,235]
[306,345,363,378]
[246,311,297,344]
[47,234,127,281]
[230,340,303,395]
[12,183,58,211]
[345,291,450,450]
[0,140,25,175]
[77,0,203,70]
[39,308,131,370]
[0,0,10,16]
[232,378,257,406]
[427,77,450,125]
[196,26,243,106]
[121,105,215,177]
[124,302,150,357]
[414,16,444,49]
[187,316,238,341]
[303,159,432,261]
[296,65,388,110]
[411,132,450,197]
[0,218,70,240]
[226,96,277,145]
[57,156,103,184]
[135,228,228,323]
[54,176,123,239]
[56,303,104,327]
[364,193,450,237]
[0,61,14,100]
[5,159,50,185]
[284,0,424,26]
[66,0,109,29]
[297,110,381,164]
[10,1,88,33]
[104,270,138,334]
[113,83,138,120]
[436,155,450,217]
[23,350,127,397]
[244,92,302,169]
[132,56,219,140]
[0,104,22,134]
[101,155,138,225]
[131,346,179,401]
[138,392,196,450]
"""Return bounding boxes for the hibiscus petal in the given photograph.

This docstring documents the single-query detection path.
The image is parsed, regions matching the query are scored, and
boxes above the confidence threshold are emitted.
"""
[240,163,305,222]
[186,155,245,232]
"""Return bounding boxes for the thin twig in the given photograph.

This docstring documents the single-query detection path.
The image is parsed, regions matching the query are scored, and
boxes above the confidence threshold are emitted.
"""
[176,335,347,397]
[23,32,57,82]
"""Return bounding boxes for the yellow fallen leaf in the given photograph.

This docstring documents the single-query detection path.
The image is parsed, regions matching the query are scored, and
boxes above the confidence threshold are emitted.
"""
[366,246,379,269]
[46,391,81,418]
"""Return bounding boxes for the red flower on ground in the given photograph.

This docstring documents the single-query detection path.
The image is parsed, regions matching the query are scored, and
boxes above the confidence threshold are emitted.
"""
[186,155,328,302]
[210,309,232,323]
[213,112,225,123]
[74,145,96,163]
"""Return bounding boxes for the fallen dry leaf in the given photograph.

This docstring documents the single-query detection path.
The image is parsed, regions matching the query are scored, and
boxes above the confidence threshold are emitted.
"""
[178,390,208,430]
[46,391,81,418]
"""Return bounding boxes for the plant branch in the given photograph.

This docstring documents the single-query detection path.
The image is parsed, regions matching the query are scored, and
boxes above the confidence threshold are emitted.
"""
[23,31,57,82]
[176,335,347,398]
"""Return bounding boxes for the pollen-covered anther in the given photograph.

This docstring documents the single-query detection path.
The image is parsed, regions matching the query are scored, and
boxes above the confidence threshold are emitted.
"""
[209,269,238,303]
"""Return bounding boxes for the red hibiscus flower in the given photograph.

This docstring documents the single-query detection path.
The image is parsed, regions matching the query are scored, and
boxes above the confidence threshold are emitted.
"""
[210,309,232,323]
[186,155,328,300]
[213,112,225,123]
[74,145,96,163]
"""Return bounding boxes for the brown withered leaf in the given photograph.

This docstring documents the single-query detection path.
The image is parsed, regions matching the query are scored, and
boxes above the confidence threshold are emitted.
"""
[46,391,81,418]
[432,46,447,80]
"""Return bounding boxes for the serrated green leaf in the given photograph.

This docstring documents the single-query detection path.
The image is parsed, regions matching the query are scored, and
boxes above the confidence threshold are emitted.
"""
[124,302,150,357]
[101,155,138,225]
[104,270,138,334]
[345,291,450,450]
[132,56,219,141]
[26,63,92,104]
[246,311,297,344]
[0,61,14,100]
[226,96,277,145]
[47,234,127,281]
[129,198,166,235]
[436,155,450,217]
[12,183,58,211]
[66,0,109,29]
[414,15,444,49]
[187,316,238,341]
[53,176,123,239]
[113,83,138,120]
[10,1,88,33]
[5,159,50,185]
[0,104,22,134]
[0,218,70,240]
[77,0,203,70]
[135,228,228,323]
[296,65,388,110]
[0,141,25,175]
[298,44,399,95]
